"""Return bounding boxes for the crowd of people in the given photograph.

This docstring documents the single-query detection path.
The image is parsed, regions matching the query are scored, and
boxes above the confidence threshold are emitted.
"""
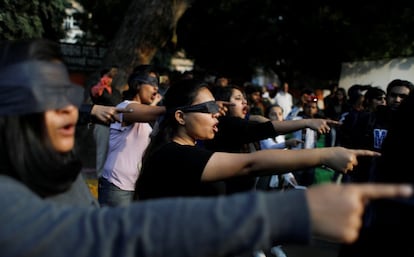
[1,38,414,257]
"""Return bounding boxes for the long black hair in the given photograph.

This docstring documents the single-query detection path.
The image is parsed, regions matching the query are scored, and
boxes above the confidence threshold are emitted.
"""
[0,39,80,197]
[141,78,208,164]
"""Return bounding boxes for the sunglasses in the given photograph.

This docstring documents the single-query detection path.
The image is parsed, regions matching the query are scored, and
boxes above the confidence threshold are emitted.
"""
[178,101,220,114]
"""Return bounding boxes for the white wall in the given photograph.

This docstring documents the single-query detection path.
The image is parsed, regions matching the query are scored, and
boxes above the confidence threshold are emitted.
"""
[338,57,414,91]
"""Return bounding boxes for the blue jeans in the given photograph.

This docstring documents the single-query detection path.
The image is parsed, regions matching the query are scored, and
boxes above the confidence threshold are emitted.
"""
[93,124,110,178]
[98,177,134,207]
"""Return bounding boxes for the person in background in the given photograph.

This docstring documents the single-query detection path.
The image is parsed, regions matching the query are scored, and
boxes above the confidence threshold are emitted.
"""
[259,104,303,152]
[214,74,229,87]
[336,84,371,148]
[285,87,315,120]
[323,87,349,147]
[323,83,339,111]
[244,82,268,116]
[384,79,413,112]
[90,65,122,179]
[273,81,293,119]
[338,81,412,183]
[362,86,386,113]
[338,87,414,257]
[1,38,412,257]
[98,66,161,206]
[256,104,303,257]
[290,95,325,187]
[157,70,171,101]
[90,66,120,103]
[257,104,303,191]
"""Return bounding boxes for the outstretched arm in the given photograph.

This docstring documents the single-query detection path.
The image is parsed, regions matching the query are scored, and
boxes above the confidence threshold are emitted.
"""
[2,176,411,257]
[202,146,380,181]
[1,176,310,257]
[78,103,135,125]
[270,118,340,135]
[122,103,166,123]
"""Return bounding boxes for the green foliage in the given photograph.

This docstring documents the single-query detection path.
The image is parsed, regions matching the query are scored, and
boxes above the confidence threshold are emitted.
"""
[0,0,67,40]
[3,0,414,87]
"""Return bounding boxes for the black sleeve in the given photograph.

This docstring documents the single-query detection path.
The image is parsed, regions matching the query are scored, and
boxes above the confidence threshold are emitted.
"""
[77,103,108,126]
[77,103,94,125]
[216,117,276,145]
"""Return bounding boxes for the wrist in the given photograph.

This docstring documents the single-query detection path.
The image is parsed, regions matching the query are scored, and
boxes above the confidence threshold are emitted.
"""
[90,104,97,116]
[304,119,310,128]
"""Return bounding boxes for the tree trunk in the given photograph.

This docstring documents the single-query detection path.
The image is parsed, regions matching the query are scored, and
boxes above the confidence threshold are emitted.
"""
[103,0,193,89]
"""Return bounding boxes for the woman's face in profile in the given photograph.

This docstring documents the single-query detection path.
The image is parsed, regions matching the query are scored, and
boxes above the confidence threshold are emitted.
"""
[179,87,220,141]
[44,104,79,153]
[228,88,248,118]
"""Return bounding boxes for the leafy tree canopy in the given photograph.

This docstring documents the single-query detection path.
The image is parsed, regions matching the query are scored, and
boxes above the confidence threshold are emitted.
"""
[3,0,414,88]
[0,0,68,40]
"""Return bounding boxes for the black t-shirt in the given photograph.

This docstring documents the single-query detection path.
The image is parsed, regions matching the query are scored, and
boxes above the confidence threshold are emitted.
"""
[203,116,277,153]
[203,116,277,194]
[136,142,216,200]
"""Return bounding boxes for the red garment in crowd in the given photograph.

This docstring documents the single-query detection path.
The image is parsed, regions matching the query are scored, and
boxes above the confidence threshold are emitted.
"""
[91,75,113,97]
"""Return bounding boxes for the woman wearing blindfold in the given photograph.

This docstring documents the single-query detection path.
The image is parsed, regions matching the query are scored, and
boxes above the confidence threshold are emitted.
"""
[135,79,381,199]
[0,39,412,257]
[134,77,413,248]
[204,84,330,195]
[97,65,164,207]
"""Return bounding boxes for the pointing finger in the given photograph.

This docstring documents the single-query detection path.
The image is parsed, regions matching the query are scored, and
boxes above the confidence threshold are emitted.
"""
[326,119,341,126]
[352,149,381,157]
[216,101,235,108]
[355,184,413,200]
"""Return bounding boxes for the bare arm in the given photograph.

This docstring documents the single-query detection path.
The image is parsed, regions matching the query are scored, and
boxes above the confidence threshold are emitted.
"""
[122,103,166,123]
[201,147,380,181]
[271,118,340,134]
[90,104,132,124]
[248,114,269,123]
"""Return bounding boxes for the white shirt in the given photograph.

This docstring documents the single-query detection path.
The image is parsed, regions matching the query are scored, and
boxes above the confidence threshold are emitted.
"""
[273,91,293,119]
[101,100,152,191]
